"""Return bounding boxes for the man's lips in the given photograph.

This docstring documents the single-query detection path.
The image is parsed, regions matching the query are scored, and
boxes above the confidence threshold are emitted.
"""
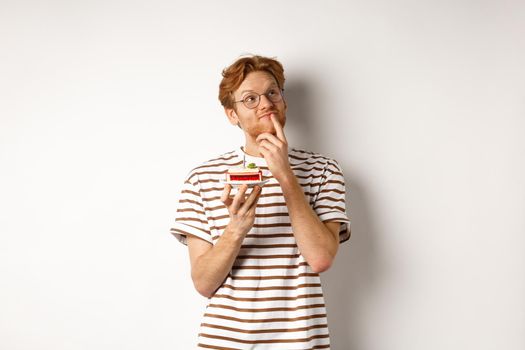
[259,112,276,119]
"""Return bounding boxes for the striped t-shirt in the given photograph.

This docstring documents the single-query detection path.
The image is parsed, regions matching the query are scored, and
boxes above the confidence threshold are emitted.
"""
[171,146,350,349]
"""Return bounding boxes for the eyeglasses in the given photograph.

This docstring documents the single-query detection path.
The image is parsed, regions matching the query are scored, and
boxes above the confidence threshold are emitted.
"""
[233,88,284,109]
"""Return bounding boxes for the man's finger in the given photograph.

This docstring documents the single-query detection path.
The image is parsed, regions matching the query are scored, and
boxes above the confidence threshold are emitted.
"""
[270,114,287,142]
[258,146,270,159]
[256,133,282,148]
[230,184,248,213]
[221,184,232,203]
[258,139,278,153]
[242,185,261,211]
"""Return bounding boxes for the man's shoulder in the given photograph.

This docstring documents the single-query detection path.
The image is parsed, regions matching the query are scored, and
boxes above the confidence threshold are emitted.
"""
[289,147,339,167]
[184,149,239,183]
[198,149,239,167]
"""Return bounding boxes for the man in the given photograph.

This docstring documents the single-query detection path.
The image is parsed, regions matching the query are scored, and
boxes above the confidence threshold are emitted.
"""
[171,55,351,349]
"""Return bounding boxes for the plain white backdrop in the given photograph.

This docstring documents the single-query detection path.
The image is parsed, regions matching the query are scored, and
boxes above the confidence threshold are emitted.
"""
[1,0,524,349]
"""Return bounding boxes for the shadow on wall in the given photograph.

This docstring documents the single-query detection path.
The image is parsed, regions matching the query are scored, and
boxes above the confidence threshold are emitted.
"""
[285,77,381,350]
[323,180,380,350]
[281,79,319,150]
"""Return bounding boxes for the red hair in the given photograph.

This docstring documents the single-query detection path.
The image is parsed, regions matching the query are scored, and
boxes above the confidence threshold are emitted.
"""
[219,55,285,109]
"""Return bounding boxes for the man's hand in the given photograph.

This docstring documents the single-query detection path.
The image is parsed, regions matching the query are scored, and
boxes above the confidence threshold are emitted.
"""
[221,184,261,238]
[256,115,294,182]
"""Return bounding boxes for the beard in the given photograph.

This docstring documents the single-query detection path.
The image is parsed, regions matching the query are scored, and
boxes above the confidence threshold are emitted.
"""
[240,112,287,140]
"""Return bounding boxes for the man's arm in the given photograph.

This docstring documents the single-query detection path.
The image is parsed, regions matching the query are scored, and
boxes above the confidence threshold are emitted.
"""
[257,115,346,273]
[186,184,261,298]
[187,228,244,298]
[279,175,342,273]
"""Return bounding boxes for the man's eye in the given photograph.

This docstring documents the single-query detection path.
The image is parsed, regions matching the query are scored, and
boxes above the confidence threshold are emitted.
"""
[244,95,257,103]
[267,89,278,96]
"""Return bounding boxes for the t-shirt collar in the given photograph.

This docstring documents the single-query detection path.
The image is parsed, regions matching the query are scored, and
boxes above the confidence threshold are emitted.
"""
[236,146,267,167]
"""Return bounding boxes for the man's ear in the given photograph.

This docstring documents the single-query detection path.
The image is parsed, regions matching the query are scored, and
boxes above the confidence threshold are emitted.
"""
[225,107,239,126]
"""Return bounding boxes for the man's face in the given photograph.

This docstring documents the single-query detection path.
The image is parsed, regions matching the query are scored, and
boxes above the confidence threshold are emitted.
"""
[225,71,287,139]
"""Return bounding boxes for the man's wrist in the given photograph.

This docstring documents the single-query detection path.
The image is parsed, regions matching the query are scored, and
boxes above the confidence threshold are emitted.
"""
[277,169,298,189]
[222,225,246,242]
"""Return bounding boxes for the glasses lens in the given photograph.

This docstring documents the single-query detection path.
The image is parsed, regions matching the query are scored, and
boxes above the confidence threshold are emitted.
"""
[244,94,259,109]
[267,89,282,103]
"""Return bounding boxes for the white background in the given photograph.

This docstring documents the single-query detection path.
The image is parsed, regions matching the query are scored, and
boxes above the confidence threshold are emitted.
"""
[1,1,524,349]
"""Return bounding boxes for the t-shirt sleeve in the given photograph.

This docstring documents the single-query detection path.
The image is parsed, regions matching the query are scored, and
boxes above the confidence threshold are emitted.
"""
[170,175,213,245]
[313,159,351,243]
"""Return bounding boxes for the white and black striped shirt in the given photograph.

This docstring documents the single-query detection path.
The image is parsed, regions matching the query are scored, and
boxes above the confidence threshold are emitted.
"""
[171,146,350,349]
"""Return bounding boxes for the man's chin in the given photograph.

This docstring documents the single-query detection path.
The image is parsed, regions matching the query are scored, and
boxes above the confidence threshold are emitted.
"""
[260,125,277,136]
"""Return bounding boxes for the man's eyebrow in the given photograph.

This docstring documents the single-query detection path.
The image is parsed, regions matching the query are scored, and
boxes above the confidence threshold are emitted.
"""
[240,84,279,95]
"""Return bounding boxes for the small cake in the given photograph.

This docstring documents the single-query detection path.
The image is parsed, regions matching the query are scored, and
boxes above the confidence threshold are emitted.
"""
[227,163,263,182]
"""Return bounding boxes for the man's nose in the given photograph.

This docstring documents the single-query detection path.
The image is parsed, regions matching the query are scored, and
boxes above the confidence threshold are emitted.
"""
[259,94,274,108]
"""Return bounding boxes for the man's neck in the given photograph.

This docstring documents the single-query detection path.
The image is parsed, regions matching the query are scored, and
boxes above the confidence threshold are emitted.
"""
[243,140,263,158]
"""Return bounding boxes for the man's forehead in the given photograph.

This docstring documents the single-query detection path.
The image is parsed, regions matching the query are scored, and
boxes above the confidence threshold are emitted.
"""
[237,71,278,93]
